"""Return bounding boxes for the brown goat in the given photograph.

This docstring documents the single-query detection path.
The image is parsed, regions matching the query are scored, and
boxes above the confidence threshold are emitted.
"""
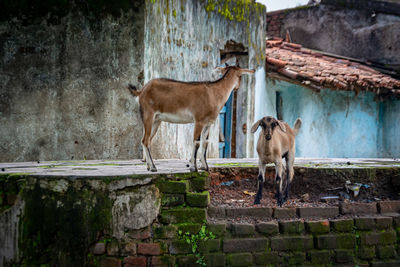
[128,65,254,172]
[251,116,302,206]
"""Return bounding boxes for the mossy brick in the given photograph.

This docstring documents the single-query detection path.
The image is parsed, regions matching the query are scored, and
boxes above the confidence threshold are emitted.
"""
[206,223,226,238]
[375,217,393,229]
[223,238,269,253]
[355,217,376,230]
[153,225,178,239]
[284,251,306,265]
[335,249,354,263]
[316,234,356,249]
[358,246,376,260]
[360,232,380,245]
[378,201,400,214]
[175,223,202,235]
[376,245,397,259]
[198,239,221,253]
[169,240,192,254]
[175,255,198,267]
[270,236,313,251]
[274,207,297,219]
[226,252,253,267]
[226,207,273,219]
[151,255,175,267]
[190,176,210,191]
[305,220,330,234]
[309,250,332,264]
[99,257,121,267]
[379,230,397,245]
[230,223,255,237]
[371,260,400,267]
[205,253,225,267]
[256,221,279,236]
[341,202,378,215]
[161,194,185,207]
[157,180,188,193]
[159,207,206,224]
[331,219,354,232]
[186,191,209,207]
[298,207,339,218]
[279,220,304,234]
[253,252,283,265]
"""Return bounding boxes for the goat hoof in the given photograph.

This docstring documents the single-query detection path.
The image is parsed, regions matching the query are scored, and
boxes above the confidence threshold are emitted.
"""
[149,166,157,172]
[189,166,198,172]
[199,166,209,171]
[253,199,261,205]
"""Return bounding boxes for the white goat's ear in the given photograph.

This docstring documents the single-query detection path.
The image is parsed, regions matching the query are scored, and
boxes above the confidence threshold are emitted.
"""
[251,119,262,133]
[277,120,287,132]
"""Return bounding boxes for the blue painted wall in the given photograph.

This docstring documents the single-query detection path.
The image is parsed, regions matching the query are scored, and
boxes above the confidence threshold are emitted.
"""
[254,79,400,158]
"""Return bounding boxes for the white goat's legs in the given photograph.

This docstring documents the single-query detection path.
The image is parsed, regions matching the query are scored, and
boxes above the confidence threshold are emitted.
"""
[274,160,285,206]
[254,161,267,205]
[284,153,295,201]
[189,123,204,172]
[199,125,210,171]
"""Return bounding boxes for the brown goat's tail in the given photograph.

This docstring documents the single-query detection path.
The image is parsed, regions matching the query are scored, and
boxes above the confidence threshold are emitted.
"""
[293,118,302,136]
[127,83,141,97]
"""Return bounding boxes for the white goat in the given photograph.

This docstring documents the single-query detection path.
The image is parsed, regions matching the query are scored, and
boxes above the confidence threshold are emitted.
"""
[128,65,255,172]
[251,116,302,206]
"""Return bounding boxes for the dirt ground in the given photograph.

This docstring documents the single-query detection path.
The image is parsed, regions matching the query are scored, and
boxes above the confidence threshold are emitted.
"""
[209,167,400,208]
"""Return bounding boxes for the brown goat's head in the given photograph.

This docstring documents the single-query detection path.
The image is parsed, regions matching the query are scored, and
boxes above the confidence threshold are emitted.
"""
[251,116,286,140]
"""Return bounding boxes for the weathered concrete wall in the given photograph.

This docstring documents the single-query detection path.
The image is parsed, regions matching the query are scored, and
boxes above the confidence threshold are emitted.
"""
[143,0,266,159]
[0,2,145,162]
[255,79,400,158]
[269,0,400,68]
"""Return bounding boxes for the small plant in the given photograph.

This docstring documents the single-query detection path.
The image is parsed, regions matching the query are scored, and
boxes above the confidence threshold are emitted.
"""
[178,224,216,267]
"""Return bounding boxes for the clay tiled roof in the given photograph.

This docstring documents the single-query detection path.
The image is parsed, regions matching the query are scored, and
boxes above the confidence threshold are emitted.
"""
[266,39,400,96]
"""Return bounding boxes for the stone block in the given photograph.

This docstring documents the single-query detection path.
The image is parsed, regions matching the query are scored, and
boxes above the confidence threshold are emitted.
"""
[123,256,146,267]
[274,207,297,219]
[379,230,397,245]
[331,219,354,232]
[256,221,279,236]
[107,240,120,256]
[376,245,397,259]
[198,239,221,253]
[298,207,339,218]
[190,176,210,191]
[169,240,192,254]
[157,180,188,194]
[122,242,137,256]
[205,253,225,267]
[223,238,269,253]
[186,191,210,207]
[378,200,400,214]
[371,260,400,267]
[153,225,177,239]
[127,227,152,240]
[341,202,377,215]
[175,255,198,267]
[176,223,202,235]
[335,249,354,263]
[284,252,306,265]
[161,194,185,207]
[316,234,356,249]
[151,255,175,267]
[354,217,376,230]
[253,252,283,265]
[279,220,304,234]
[207,206,226,219]
[230,223,255,237]
[99,257,121,267]
[206,222,226,237]
[226,253,253,267]
[93,242,106,255]
[137,243,161,256]
[358,246,376,260]
[360,232,379,246]
[270,236,313,251]
[375,217,393,229]
[309,250,332,264]
[305,220,330,234]
[225,207,273,219]
[159,207,206,224]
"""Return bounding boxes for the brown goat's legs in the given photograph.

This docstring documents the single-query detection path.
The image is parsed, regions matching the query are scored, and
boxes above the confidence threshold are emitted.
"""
[141,113,157,172]
[254,161,267,205]
[142,120,161,163]
[199,125,210,171]
[189,123,204,172]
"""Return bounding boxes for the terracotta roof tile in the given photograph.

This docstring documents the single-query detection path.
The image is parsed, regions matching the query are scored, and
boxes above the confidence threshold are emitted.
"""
[265,39,400,96]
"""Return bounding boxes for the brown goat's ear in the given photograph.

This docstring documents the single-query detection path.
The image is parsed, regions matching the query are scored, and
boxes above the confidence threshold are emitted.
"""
[277,120,287,132]
[251,119,262,133]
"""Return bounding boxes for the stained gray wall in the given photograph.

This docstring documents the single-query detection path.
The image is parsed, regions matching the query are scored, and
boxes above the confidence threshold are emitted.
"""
[0,2,145,162]
[144,0,266,159]
[278,1,400,67]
